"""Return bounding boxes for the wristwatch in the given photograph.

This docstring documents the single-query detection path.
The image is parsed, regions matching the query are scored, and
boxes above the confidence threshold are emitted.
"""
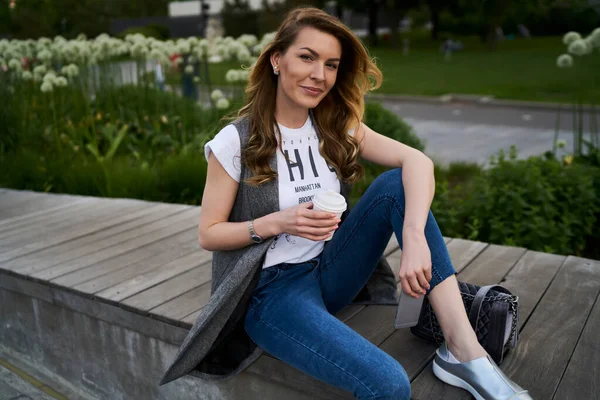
[248,219,264,244]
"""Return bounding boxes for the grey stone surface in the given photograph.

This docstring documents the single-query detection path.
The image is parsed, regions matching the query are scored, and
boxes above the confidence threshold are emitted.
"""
[0,364,52,400]
[0,376,23,400]
[0,287,324,399]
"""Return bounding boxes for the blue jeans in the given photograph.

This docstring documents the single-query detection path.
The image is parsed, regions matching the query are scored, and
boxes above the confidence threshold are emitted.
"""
[244,169,456,399]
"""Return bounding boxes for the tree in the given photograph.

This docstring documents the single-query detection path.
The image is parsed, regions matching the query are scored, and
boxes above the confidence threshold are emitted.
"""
[383,0,420,47]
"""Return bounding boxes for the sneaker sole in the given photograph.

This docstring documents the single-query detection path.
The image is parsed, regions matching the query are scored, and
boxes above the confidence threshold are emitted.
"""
[432,359,485,400]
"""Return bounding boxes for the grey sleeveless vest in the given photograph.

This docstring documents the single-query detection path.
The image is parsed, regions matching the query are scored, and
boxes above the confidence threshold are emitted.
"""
[159,115,399,385]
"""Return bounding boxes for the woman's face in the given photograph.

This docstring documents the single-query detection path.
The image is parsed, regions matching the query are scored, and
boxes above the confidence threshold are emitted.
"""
[271,27,342,110]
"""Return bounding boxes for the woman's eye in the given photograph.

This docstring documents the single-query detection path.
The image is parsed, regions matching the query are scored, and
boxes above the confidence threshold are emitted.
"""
[327,64,338,70]
[300,54,313,61]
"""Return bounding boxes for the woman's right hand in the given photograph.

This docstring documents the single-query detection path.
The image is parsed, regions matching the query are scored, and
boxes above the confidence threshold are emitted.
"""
[276,202,341,241]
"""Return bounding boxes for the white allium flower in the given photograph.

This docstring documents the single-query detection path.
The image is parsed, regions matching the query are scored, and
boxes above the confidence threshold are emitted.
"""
[37,49,52,62]
[237,34,258,48]
[556,54,574,68]
[556,139,567,149]
[176,39,191,54]
[33,65,47,75]
[252,44,263,55]
[64,63,79,78]
[238,69,250,81]
[568,39,588,56]
[236,47,251,63]
[583,37,595,54]
[8,58,21,69]
[193,76,201,84]
[589,31,600,48]
[40,81,53,93]
[76,33,87,41]
[43,71,58,85]
[210,89,224,101]
[184,64,194,74]
[208,55,223,64]
[55,76,68,87]
[562,31,581,45]
[175,57,184,65]
[22,71,33,80]
[216,97,230,110]
[187,55,197,64]
[149,49,164,60]
[96,33,110,42]
[225,69,240,83]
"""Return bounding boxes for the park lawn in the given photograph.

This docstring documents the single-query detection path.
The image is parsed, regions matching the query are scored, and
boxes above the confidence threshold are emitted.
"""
[370,38,600,103]
[166,36,599,103]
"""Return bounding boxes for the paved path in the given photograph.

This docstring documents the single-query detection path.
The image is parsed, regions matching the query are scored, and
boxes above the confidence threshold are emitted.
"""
[0,356,67,400]
[381,100,596,165]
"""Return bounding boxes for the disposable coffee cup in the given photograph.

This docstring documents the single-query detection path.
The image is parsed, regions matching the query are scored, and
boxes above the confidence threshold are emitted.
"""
[312,189,347,241]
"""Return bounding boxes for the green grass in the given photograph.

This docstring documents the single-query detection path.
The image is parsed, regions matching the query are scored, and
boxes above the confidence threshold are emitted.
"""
[370,35,600,103]
[165,34,599,104]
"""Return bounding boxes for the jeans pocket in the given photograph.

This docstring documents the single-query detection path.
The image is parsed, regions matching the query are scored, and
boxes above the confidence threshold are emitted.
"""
[254,267,281,292]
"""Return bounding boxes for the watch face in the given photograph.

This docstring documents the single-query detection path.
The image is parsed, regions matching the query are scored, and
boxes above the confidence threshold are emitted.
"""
[252,235,263,243]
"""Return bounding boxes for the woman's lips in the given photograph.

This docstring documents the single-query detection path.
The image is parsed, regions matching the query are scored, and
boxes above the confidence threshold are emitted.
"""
[301,86,323,96]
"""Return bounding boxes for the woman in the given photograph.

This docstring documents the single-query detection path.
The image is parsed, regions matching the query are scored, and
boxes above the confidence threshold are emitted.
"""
[160,7,532,400]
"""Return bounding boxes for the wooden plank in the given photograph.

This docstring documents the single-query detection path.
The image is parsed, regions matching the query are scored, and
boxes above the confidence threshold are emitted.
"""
[71,228,208,295]
[5,205,194,278]
[149,281,212,323]
[0,196,100,234]
[0,192,81,219]
[0,203,167,263]
[500,256,600,400]
[409,251,572,400]
[0,200,141,252]
[0,197,110,240]
[456,244,526,286]
[96,249,212,302]
[2,204,189,275]
[0,191,47,213]
[247,356,350,400]
[120,263,212,312]
[181,307,204,326]
[48,211,201,287]
[345,305,396,346]
[553,290,600,399]
[500,251,567,324]
[446,238,488,273]
[334,304,366,323]
[0,196,92,230]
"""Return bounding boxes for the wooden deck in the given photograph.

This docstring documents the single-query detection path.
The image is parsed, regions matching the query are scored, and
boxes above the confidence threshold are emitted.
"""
[0,188,599,399]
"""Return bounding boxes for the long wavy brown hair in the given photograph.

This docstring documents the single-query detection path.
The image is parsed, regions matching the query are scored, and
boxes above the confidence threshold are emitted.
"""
[237,7,382,186]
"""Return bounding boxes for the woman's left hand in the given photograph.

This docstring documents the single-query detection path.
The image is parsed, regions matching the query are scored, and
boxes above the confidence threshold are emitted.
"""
[398,230,432,298]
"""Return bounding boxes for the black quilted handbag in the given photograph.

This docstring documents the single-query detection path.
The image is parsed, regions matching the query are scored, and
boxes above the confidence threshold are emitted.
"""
[410,282,520,364]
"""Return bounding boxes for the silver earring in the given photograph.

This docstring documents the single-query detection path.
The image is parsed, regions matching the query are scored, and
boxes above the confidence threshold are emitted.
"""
[273,66,279,75]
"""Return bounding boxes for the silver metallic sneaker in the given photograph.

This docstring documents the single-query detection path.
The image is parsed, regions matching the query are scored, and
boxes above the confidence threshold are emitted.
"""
[432,343,532,400]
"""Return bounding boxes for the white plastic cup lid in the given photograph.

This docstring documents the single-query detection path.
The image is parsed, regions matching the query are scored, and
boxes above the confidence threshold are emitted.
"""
[313,189,347,212]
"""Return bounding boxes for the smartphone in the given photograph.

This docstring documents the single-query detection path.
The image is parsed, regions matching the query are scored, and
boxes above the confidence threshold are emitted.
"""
[394,290,425,329]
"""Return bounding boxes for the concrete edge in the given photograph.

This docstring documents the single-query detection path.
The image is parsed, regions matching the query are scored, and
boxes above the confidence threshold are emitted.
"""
[366,93,597,112]
[0,270,190,346]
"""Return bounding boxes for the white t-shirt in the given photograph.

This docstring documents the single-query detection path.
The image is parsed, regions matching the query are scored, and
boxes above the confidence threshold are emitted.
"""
[204,116,345,269]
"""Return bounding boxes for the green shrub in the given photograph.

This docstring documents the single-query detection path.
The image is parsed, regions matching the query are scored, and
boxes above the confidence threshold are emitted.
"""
[431,162,482,238]
[350,101,426,203]
[463,146,598,256]
[116,26,165,40]
[145,24,170,39]
[221,0,260,37]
